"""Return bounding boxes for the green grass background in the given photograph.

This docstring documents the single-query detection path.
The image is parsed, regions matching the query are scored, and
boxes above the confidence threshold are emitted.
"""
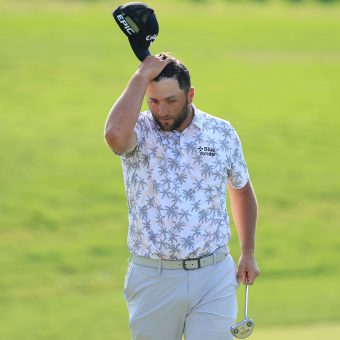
[1,0,339,339]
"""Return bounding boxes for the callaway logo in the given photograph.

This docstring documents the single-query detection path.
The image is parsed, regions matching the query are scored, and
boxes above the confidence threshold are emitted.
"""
[146,34,157,42]
[198,146,216,157]
[116,14,135,35]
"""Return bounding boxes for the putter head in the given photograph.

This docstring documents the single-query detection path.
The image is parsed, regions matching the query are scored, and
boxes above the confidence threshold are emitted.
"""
[230,318,254,339]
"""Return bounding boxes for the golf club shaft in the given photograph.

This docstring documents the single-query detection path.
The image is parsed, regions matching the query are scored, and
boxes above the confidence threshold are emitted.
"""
[244,283,249,318]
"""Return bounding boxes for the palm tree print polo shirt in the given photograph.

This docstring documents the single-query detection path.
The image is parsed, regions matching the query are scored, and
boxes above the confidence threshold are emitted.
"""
[119,105,249,260]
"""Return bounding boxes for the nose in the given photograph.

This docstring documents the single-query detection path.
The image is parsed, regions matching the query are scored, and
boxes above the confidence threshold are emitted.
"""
[159,102,169,117]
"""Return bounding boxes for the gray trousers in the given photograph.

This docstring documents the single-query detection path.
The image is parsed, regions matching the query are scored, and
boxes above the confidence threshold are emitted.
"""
[123,253,239,340]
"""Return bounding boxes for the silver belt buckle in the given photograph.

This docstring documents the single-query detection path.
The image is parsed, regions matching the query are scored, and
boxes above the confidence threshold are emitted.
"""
[182,257,201,270]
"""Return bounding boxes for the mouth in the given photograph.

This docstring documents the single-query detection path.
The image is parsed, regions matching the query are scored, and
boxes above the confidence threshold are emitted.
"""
[157,118,174,131]
[160,118,173,125]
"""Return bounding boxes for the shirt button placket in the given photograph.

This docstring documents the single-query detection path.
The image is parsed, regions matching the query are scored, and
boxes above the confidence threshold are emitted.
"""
[178,133,184,165]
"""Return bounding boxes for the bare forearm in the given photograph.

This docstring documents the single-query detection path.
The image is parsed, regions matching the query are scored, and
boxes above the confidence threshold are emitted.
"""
[228,181,260,284]
[104,72,149,143]
[104,56,171,154]
[229,181,258,255]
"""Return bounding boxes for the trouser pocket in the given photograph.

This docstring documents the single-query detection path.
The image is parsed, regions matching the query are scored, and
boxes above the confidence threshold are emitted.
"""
[123,261,134,300]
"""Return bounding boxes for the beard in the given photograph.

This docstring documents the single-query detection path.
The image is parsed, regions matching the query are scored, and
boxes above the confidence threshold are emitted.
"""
[152,100,191,131]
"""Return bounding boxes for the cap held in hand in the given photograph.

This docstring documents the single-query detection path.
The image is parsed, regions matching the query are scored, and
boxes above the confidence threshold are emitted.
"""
[113,2,159,61]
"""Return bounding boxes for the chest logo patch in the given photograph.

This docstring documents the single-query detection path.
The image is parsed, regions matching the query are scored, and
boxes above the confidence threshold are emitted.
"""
[198,146,216,157]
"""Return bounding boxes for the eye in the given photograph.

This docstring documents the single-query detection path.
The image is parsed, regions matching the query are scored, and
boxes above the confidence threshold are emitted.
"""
[149,99,159,104]
[168,99,177,104]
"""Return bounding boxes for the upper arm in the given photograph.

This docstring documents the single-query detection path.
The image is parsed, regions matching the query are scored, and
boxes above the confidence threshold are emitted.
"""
[228,180,251,197]
[227,180,257,208]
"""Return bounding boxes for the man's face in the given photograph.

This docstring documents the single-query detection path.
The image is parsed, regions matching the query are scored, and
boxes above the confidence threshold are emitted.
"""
[146,78,194,132]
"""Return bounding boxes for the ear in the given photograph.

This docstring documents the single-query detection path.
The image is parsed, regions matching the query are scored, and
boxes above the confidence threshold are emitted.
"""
[187,87,195,104]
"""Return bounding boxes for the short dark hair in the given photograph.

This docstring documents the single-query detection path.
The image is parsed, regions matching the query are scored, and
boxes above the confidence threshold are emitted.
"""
[153,53,191,93]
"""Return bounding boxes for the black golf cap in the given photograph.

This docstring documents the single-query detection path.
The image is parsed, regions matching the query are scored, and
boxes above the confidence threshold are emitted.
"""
[113,2,159,61]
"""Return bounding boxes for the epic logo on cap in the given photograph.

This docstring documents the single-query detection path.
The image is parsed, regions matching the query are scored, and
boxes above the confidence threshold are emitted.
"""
[116,14,135,35]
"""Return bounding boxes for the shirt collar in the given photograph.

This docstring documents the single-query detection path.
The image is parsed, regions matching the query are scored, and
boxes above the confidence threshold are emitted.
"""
[191,104,203,130]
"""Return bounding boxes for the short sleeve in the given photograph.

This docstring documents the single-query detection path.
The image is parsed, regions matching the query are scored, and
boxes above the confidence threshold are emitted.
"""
[227,125,249,189]
[119,112,147,159]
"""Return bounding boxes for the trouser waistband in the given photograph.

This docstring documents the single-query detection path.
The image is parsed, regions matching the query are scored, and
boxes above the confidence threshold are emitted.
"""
[130,246,229,270]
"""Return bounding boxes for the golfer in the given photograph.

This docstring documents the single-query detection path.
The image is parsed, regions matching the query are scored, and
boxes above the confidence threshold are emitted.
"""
[104,53,260,340]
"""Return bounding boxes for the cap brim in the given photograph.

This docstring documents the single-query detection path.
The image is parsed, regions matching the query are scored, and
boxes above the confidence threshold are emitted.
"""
[129,41,151,62]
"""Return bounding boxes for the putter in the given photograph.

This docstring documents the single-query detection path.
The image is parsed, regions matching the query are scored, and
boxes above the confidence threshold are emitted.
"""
[230,282,254,338]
